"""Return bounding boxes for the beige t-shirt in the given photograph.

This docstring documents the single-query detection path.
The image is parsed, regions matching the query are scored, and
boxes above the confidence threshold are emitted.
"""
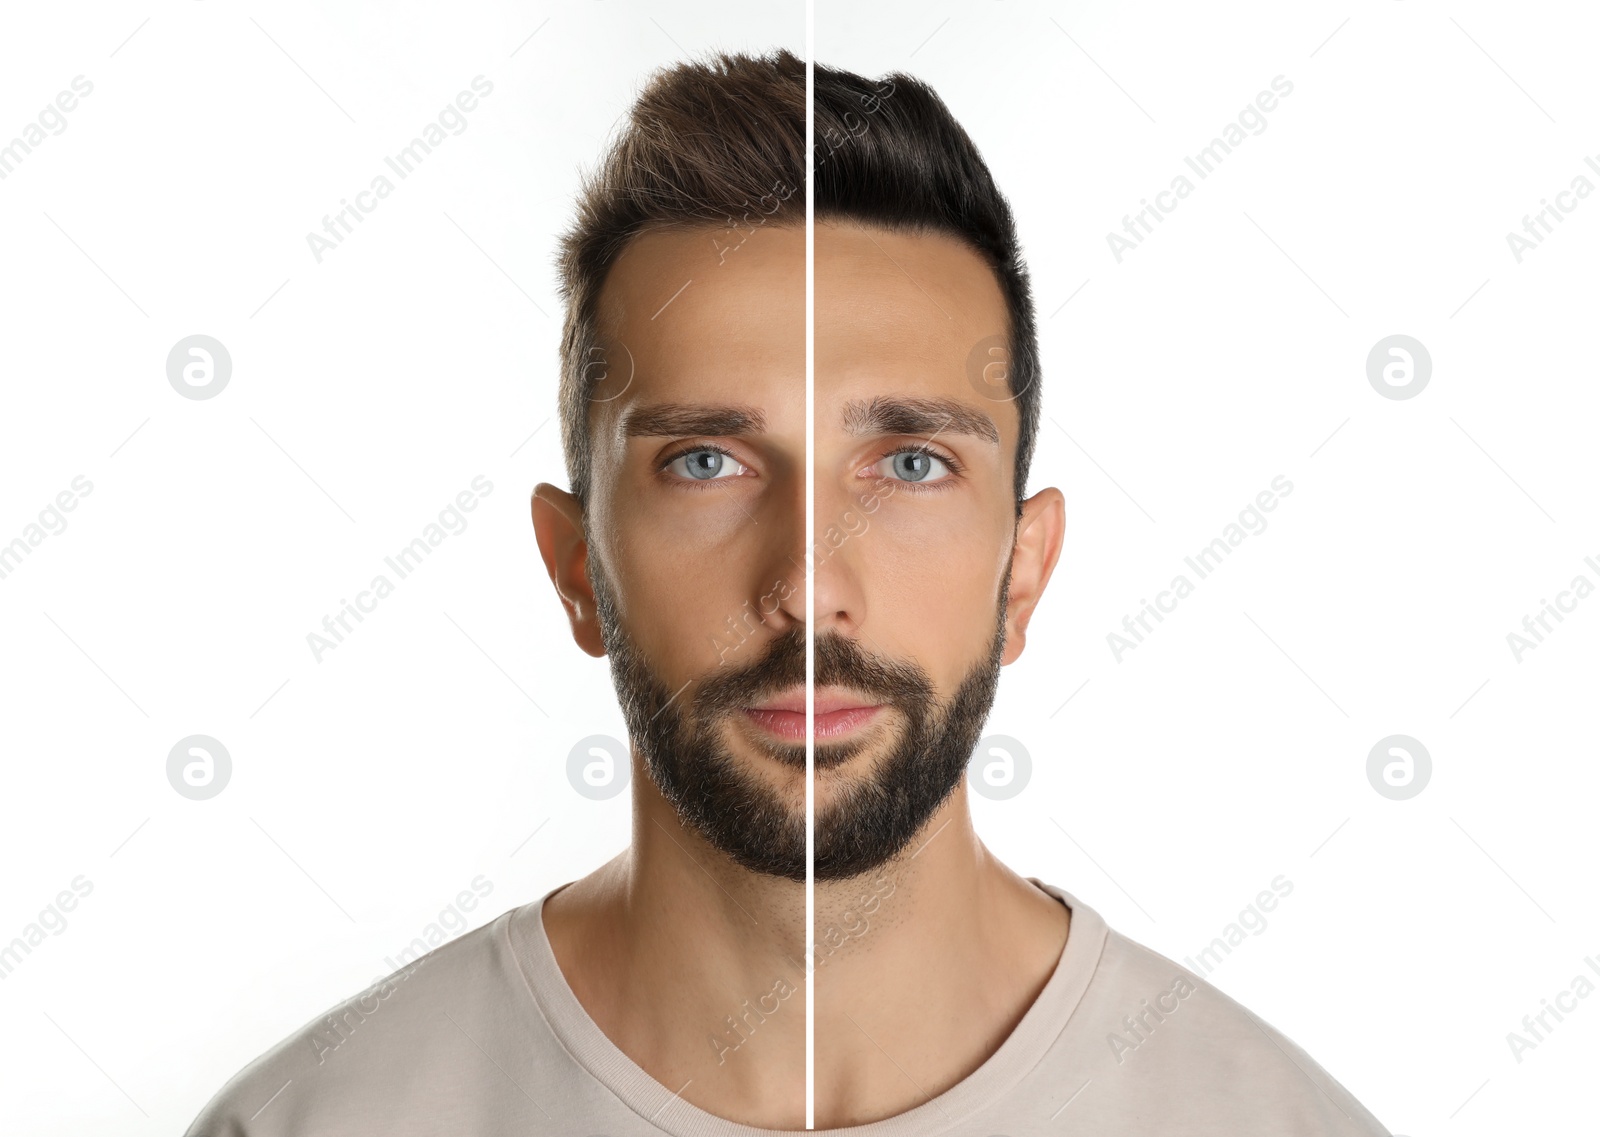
[184,881,1391,1135]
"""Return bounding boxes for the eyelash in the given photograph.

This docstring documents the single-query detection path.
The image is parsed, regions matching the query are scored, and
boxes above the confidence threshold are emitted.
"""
[656,442,964,491]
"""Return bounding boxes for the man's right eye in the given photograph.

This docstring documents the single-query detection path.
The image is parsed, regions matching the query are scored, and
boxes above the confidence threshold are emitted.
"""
[661,445,750,483]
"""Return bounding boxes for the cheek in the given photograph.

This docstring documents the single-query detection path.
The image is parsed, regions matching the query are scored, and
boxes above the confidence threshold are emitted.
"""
[856,506,1009,665]
[859,497,1006,589]
[602,508,767,676]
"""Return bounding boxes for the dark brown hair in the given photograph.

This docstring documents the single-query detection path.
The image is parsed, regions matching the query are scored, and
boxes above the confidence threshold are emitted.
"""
[554,46,1040,515]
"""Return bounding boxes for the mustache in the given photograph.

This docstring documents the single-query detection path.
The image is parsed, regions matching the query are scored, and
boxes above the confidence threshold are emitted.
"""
[694,626,934,718]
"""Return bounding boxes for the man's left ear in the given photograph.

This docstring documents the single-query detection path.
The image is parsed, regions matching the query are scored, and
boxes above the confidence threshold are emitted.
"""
[1001,487,1065,665]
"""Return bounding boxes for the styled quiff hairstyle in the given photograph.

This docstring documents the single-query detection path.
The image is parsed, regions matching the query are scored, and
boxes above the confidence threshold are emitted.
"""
[553,46,1040,516]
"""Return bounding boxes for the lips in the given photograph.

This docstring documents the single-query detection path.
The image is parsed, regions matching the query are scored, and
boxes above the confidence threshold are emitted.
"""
[743,687,886,742]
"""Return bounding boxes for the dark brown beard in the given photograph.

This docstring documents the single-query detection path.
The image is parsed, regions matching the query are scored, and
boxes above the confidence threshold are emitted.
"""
[587,554,1010,882]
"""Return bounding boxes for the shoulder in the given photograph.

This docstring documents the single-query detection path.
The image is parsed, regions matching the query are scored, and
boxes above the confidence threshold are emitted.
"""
[1026,886,1391,1136]
[182,906,531,1137]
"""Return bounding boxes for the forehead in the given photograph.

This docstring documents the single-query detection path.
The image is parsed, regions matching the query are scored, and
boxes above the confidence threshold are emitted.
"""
[815,218,1016,450]
[815,218,1010,384]
[590,218,1013,433]
[592,223,804,410]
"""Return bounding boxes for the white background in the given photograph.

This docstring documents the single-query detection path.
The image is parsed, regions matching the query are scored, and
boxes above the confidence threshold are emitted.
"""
[0,1,1594,1134]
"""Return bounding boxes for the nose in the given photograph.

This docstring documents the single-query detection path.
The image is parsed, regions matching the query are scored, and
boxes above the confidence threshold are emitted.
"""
[808,482,871,642]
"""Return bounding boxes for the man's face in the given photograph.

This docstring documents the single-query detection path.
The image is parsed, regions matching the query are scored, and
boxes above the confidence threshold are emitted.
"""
[579,217,1021,881]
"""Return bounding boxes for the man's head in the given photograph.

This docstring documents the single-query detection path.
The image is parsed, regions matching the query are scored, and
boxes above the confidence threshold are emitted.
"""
[550,48,1041,517]
[532,48,1063,882]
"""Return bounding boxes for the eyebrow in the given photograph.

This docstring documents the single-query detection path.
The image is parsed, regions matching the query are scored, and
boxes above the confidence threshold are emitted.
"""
[621,402,767,438]
[842,396,999,445]
[618,395,1000,446]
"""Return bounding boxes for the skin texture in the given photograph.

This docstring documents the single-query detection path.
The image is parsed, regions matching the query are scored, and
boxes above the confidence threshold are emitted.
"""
[530,216,1068,1129]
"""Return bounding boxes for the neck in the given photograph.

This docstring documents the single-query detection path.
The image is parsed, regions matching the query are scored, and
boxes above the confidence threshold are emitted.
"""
[540,772,1069,1130]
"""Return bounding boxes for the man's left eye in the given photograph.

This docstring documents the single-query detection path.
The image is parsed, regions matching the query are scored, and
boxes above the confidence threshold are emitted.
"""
[873,448,953,484]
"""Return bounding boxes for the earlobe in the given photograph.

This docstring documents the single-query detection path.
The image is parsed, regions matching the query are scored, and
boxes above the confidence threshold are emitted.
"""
[531,483,606,658]
[1000,487,1066,666]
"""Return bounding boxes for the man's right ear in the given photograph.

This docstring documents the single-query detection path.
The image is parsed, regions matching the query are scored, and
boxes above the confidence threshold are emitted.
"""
[531,483,606,658]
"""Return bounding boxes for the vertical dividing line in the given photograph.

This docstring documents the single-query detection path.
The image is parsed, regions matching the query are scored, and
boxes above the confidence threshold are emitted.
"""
[804,3,817,1130]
